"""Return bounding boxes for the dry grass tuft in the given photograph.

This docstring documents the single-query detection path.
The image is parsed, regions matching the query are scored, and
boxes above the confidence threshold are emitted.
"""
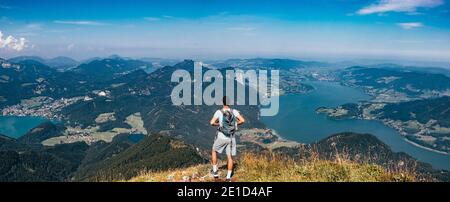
[126,151,416,182]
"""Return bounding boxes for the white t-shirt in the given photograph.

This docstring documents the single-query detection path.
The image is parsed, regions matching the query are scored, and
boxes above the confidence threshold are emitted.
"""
[213,108,240,138]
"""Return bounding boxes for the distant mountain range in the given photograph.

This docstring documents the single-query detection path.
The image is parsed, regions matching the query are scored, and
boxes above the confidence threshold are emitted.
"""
[59,59,265,148]
[6,55,182,72]
[72,57,152,81]
[8,56,79,71]
[209,58,330,69]
[340,66,450,99]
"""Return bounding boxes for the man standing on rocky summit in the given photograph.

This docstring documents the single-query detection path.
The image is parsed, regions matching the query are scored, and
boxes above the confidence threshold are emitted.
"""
[210,96,245,182]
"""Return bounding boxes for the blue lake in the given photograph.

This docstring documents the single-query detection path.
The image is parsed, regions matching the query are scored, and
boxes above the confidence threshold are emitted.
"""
[261,81,450,170]
[0,116,48,138]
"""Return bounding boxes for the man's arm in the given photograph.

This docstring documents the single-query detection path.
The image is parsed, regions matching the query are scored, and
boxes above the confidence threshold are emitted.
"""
[236,114,245,125]
[210,116,219,126]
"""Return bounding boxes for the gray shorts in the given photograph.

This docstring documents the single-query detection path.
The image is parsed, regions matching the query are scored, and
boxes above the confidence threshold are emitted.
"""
[212,133,237,156]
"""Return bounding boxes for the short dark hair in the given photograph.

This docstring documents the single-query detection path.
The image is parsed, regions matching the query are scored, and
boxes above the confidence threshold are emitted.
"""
[222,96,229,106]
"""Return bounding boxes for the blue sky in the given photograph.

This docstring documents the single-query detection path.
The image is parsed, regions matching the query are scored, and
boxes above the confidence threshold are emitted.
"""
[0,0,450,62]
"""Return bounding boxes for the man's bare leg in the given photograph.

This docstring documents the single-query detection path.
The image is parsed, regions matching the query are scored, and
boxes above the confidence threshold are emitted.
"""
[212,149,218,166]
[226,155,233,181]
[211,150,219,178]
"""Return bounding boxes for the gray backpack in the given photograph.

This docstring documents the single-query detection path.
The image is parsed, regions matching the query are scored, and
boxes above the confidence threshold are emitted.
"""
[218,109,237,137]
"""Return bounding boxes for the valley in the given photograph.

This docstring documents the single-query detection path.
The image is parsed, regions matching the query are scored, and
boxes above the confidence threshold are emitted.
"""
[1,56,450,181]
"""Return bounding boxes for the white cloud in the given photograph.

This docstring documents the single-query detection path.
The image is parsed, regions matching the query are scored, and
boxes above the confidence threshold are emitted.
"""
[67,43,75,51]
[357,0,443,15]
[227,27,256,32]
[53,20,108,26]
[144,17,160,21]
[0,5,12,9]
[17,32,37,37]
[397,22,423,29]
[25,23,43,30]
[144,16,184,21]
[0,31,27,51]
[162,15,176,19]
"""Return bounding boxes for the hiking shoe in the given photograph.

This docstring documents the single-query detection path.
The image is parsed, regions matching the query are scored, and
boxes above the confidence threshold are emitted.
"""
[211,170,219,178]
[225,178,232,182]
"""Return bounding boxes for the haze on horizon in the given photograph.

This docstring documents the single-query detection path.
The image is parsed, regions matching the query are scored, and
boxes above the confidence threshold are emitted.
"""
[1,0,450,64]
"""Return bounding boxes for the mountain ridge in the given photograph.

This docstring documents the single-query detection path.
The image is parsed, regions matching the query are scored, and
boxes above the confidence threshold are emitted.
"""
[127,132,442,182]
[8,56,79,70]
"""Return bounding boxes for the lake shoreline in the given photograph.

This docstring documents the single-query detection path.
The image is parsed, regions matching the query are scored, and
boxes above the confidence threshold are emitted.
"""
[403,138,450,155]
[261,80,450,170]
[315,110,450,156]
[0,115,50,139]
